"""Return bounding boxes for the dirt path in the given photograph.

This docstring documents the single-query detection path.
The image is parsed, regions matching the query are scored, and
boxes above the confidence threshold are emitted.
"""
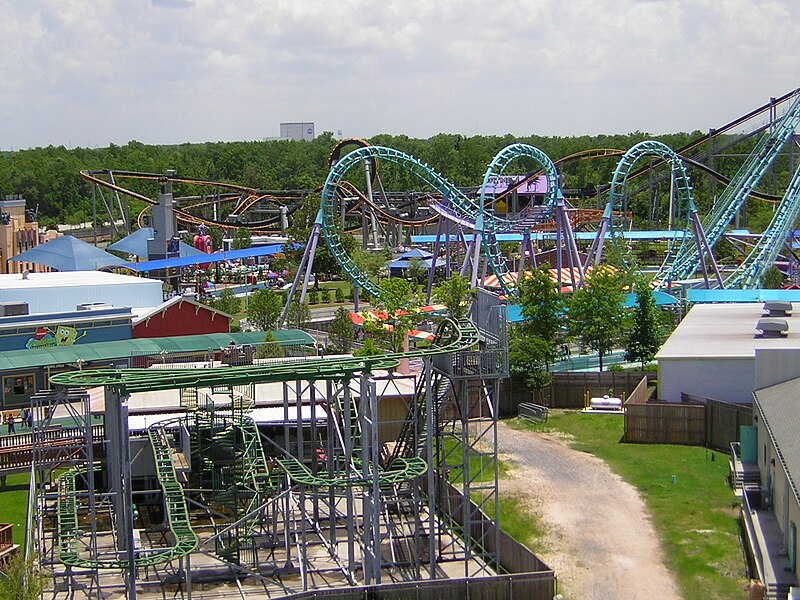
[496,421,682,600]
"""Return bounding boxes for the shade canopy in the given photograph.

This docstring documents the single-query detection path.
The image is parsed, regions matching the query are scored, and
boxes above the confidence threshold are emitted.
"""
[10,235,129,271]
[106,228,204,259]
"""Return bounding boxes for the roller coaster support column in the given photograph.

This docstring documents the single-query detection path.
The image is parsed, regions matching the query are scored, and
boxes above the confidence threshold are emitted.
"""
[554,197,583,289]
[105,386,137,600]
[362,160,380,250]
[517,227,537,280]
[688,200,723,289]
[280,209,323,325]
[461,214,485,288]
[583,202,612,271]
[427,212,448,304]
[359,375,382,584]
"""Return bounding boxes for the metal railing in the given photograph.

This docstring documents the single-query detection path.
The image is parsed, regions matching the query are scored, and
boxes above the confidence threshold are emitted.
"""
[519,402,549,423]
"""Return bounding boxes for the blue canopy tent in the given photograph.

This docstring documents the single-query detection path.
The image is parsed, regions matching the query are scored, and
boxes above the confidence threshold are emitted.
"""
[107,228,204,260]
[388,248,445,273]
[9,235,129,271]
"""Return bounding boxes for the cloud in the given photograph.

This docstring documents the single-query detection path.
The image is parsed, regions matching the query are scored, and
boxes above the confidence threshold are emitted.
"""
[0,0,797,149]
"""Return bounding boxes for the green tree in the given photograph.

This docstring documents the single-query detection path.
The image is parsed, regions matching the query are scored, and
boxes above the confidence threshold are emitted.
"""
[246,289,283,330]
[328,306,355,352]
[231,226,252,250]
[353,337,383,357]
[255,330,283,359]
[432,272,473,320]
[516,265,566,364]
[406,258,427,284]
[761,266,784,289]
[373,277,420,352]
[567,267,627,371]
[0,553,45,600]
[624,279,664,369]
[508,327,554,402]
[209,288,241,315]
[286,298,310,329]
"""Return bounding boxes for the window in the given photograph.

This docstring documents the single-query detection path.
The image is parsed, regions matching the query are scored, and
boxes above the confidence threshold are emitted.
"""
[3,373,35,407]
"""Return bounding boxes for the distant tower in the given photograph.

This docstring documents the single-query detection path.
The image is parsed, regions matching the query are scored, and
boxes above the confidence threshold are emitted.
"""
[280,122,315,141]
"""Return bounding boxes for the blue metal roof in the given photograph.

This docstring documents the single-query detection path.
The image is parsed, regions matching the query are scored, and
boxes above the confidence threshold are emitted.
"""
[125,244,287,272]
[687,289,800,303]
[10,235,129,271]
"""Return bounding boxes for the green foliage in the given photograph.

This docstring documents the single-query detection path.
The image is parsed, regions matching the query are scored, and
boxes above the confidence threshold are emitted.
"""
[308,289,318,304]
[508,326,554,396]
[567,267,627,370]
[255,330,283,359]
[0,552,46,600]
[353,337,382,357]
[761,265,784,289]
[374,277,421,352]
[285,298,310,329]
[320,288,332,303]
[334,287,345,303]
[432,272,473,320]
[208,288,241,315]
[231,226,252,250]
[624,279,665,369]
[516,265,566,363]
[405,257,427,284]
[246,289,283,330]
[328,306,355,353]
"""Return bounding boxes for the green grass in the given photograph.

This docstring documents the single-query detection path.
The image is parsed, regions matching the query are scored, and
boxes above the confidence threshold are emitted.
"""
[0,473,31,548]
[498,495,548,554]
[508,411,747,600]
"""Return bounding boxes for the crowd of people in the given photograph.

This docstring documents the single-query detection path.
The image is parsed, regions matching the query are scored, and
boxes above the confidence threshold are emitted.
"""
[4,407,33,433]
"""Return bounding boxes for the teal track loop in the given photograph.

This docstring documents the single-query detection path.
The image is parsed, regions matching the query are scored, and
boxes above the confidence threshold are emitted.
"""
[479,143,560,296]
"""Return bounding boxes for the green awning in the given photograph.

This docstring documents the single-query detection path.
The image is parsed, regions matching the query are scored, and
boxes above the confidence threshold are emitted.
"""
[0,330,314,371]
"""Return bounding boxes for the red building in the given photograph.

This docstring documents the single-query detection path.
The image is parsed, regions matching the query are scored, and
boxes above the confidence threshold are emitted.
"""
[132,296,232,338]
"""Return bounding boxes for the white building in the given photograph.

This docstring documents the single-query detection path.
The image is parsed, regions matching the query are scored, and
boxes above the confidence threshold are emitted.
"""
[0,271,163,314]
[280,122,315,141]
[656,302,800,404]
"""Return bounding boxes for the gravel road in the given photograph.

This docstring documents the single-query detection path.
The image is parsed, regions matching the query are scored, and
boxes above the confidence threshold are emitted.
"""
[497,421,682,600]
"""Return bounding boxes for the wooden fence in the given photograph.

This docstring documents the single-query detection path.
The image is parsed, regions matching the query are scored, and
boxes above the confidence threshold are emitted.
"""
[624,395,752,448]
[624,401,706,445]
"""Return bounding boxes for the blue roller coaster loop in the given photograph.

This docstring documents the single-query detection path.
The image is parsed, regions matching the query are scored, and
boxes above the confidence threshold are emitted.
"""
[602,140,695,282]
[478,143,561,296]
[321,146,484,301]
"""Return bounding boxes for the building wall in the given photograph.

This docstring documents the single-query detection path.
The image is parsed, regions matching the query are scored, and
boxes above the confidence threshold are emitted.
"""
[756,413,800,573]
[0,310,132,351]
[658,356,755,403]
[0,197,48,275]
[279,122,315,140]
[132,300,230,338]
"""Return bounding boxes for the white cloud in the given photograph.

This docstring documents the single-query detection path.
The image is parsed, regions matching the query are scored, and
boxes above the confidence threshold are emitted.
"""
[0,0,797,149]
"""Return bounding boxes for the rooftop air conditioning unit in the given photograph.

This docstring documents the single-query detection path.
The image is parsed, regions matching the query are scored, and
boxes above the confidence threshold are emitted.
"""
[756,318,789,338]
[0,301,29,317]
[763,300,792,317]
[77,303,114,311]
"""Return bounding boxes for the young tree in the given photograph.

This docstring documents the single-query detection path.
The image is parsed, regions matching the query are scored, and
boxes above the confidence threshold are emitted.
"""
[432,272,473,320]
[761,265,784,289]
[0,552,45,600]
[255,330,283,359]
[567,267,627,371]
[508,326,554,402]
[286,298,311,329]
[516,265,566,364]
[374,277,420,352]
[328,306,355,352]
[231,226,252,250]
[353,337,383,357]
[624,279,664,369]
[209,288,241,315]
[246,289,283,330]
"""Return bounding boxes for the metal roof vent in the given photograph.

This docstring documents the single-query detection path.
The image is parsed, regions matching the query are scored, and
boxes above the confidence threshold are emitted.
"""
[756,318,789,338]
[763,300,792,318]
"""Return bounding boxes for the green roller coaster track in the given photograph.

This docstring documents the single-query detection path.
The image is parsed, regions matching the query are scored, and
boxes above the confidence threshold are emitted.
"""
[50,318,479,568]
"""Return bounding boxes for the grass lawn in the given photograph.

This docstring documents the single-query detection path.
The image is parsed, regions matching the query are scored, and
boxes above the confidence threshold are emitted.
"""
[508,411,747,600]
[0,473,31,548]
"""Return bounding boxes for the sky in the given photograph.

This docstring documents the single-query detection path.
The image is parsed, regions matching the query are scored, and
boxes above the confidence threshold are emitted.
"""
[0,0,798,151]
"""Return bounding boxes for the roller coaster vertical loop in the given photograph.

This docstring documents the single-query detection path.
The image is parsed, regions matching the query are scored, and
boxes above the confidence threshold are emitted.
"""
[320,146,479,302]
[478,144,561,296]
[603,140,695,281]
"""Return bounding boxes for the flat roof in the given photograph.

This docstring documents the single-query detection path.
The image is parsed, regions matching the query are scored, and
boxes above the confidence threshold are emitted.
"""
[656,302,800,360]
[0,271,160,290]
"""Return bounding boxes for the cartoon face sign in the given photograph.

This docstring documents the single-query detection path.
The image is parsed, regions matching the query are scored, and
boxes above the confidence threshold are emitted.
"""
[25,325,86,349]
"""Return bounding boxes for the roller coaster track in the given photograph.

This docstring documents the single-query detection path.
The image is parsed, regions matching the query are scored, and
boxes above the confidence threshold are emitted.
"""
[479,144,561,296]
[724,163,800,288]
[56,421,199,569]
[602,141,696,282]
[666,90,800,282]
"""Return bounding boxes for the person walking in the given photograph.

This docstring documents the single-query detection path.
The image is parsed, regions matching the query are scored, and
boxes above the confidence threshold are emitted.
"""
[7,413,15,434]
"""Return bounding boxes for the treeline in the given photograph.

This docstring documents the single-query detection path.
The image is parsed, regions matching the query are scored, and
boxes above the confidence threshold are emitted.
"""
[0,129,793,232]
